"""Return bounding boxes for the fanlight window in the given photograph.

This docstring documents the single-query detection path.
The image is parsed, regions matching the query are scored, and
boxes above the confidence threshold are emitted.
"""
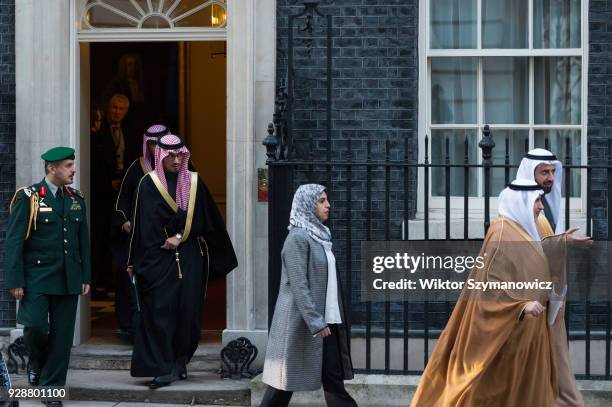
[81,0,227,30]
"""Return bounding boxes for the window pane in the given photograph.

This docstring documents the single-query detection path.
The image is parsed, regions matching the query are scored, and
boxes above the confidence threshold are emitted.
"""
[490,130,529,195]
[100,0,142,17]
[132,0,150,13]
[170,0,209,18]
[431,130,478,197]
[534,57,581,125]
[534,130,581,197]
[534,0,581,48]
[482,0,528,48]
[173,2,226,27]
[431,58,477,124]
[84,4,139,29]
[483,57,529,124]
[141,15,171,29]
[430,0,477,49]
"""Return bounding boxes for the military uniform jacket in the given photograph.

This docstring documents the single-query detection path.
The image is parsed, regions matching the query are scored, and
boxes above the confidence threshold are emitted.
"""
[4,179,92,295]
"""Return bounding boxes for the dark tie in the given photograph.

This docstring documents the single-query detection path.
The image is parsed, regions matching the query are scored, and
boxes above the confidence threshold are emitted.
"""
[56,188,64,216]
[112,126,120,147]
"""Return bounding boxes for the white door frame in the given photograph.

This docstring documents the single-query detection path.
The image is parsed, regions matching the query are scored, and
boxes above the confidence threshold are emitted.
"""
[68,0,257,344]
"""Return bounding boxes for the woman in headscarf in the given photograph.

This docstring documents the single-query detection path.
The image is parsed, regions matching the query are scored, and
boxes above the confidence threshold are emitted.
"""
[410,179,558,406]
[261,184,357,407]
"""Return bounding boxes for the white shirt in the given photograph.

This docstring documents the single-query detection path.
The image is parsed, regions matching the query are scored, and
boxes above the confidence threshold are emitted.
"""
[44,177,60,197]
[323,247,342,324]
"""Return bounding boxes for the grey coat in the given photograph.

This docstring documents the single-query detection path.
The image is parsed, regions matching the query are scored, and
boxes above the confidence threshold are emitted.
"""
[262,228,353,391]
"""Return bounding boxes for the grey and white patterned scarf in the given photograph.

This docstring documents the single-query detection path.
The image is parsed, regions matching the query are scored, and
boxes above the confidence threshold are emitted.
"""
[288,184,331,244]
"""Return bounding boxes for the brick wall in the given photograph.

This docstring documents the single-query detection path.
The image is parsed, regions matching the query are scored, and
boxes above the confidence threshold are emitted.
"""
[563,0,612,336]
[588,0,612,241]
[0,0,15,328]
[276,0,418,165]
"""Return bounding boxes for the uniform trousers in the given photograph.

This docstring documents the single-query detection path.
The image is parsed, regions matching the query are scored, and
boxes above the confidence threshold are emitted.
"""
[260,325,357,407]
[17,293,78,386]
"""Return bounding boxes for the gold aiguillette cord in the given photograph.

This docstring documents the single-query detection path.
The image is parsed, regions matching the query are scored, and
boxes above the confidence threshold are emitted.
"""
[26,192,40,240]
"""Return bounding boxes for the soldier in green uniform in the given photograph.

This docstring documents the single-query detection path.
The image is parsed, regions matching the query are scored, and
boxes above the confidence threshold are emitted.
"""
[4,147,91,406]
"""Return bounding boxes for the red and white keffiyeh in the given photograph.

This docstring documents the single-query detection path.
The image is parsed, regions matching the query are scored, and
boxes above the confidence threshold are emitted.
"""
[143,124,169,172]
[154,134,191,210]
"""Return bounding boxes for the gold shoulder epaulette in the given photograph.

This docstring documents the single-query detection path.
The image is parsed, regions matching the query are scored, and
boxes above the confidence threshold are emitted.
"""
[69,187,85,199]
[9,186,40,240]
[9,187,31,213]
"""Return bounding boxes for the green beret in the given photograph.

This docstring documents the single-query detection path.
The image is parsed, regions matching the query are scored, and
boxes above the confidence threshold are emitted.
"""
[41,147,75,162]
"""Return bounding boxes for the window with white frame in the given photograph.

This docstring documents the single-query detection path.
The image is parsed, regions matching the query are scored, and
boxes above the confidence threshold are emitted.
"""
[80,0,227,30]
[426,0,585,200]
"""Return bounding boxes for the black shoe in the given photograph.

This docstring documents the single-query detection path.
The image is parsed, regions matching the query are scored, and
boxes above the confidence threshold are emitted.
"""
[28,366,41,386]
[148,375,176,389]
[178,366,187,380]
[41,401,63,406]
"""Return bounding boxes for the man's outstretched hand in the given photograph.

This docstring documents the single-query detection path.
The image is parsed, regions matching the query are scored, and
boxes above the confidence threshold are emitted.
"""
[565,227,593,248]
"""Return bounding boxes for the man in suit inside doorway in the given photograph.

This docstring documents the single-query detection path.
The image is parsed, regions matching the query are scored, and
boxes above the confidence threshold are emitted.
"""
[90,93,134,299]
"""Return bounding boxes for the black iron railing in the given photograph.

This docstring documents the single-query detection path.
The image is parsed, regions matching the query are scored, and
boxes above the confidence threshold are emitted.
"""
[265,1,612,380]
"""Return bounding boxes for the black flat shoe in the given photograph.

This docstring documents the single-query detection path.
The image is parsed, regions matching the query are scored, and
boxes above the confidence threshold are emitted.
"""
[178,366,187,380]
[28,366,41,386]
[148,375,175,389]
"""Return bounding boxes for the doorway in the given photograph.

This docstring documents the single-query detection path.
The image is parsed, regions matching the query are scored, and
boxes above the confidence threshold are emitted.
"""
[86,41,227,344]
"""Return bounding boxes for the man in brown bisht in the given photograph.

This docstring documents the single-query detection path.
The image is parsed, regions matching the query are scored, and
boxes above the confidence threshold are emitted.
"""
[518,149,591,407]
[127,134,237,389]
[410,179,558,407]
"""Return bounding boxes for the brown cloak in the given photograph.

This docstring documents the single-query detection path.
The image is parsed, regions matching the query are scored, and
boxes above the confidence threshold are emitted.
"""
[410,217,557,407]
[537,213,585,407]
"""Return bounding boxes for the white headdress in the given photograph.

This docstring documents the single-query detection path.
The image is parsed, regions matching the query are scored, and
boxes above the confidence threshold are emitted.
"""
[498,179,544,242]
[516,148,564,233]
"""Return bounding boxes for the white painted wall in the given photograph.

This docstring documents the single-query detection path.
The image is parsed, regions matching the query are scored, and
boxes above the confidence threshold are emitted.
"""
[223,0,275,368]
[16,0,71,187]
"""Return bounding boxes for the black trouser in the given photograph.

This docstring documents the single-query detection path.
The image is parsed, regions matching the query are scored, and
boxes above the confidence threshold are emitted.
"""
[112,233,136,332]
[115,258,136,332]
[260,325,358,407]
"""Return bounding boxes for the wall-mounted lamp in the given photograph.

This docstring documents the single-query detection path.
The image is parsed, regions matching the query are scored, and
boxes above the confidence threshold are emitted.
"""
[211,3,227,27]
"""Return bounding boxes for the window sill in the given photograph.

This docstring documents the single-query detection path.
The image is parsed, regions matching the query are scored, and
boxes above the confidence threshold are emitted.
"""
[404,209,588,239]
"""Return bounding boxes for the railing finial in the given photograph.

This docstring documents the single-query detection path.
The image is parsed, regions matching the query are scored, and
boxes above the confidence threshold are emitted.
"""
[263,122,279,163]
[479,124,495,165]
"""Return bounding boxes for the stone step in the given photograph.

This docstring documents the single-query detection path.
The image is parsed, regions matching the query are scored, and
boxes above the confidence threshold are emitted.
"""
[19,402,239,407]
[69,343,222,372]
[251,374,612,407]
[13,370,250,405]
